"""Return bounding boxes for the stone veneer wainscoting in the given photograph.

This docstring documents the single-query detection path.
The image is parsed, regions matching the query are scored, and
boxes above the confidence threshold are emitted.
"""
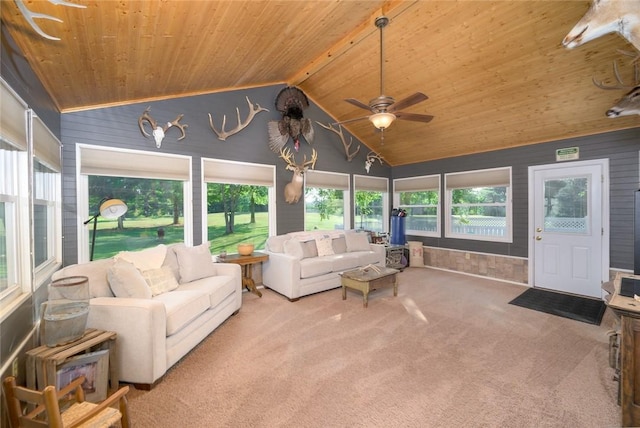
[422,246,528,284]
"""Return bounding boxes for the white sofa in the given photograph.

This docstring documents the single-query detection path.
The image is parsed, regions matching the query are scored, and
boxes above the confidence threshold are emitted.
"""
[262,230,386,301]
[50,243,242,389]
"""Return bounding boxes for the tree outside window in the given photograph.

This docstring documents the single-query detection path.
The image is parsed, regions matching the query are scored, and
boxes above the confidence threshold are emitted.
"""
[355,190,383,232]
[449,186,508,238]
[305,188,344,230]
[206,183,269,254]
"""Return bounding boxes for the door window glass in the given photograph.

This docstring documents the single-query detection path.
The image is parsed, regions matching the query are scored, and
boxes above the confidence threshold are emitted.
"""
[543,177,588,234]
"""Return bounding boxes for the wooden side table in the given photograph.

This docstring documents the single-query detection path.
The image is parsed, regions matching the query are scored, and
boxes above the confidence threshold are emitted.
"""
[26,328,118,396]
[219,252,269,297]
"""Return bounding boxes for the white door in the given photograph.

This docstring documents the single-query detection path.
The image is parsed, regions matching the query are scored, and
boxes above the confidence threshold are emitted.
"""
[529,160,608,298]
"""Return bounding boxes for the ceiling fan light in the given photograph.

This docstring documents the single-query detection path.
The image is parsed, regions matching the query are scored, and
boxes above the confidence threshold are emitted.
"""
[369,112,396,129]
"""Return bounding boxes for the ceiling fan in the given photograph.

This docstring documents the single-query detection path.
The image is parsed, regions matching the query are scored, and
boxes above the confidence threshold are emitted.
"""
[336,16,434,138]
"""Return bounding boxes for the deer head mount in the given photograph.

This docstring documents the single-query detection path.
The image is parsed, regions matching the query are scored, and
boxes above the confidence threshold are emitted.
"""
[593,50,640,117]
[365,151,384,174]
[279,148,317,204]
[208,96,269,141]
[562,0,640,51]
[14,0,86,41]
[138,107,188,148]
[315,122,361,162]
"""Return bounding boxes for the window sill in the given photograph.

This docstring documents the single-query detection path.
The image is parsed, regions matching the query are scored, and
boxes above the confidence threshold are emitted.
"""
[0,292,30,323]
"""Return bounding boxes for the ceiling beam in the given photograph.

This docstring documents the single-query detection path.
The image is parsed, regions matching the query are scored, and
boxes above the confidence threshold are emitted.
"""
[287,1,417,86]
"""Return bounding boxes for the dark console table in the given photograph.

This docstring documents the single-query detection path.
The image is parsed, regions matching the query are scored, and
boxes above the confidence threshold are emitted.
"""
[607,273,640,427]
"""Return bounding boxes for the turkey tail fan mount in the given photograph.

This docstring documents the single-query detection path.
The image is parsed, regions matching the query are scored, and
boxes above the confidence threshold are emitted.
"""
[336,16,434,134]
[268,86,314,153]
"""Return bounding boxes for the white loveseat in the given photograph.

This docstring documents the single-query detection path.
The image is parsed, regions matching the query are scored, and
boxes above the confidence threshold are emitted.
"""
[262,230,386,301]
[50,243,242,389]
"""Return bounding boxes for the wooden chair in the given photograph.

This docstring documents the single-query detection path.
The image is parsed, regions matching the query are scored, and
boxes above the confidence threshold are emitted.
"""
[3,375,130,428]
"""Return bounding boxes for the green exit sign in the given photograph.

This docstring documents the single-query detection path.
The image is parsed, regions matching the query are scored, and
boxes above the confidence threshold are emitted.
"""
[556,147,579,161]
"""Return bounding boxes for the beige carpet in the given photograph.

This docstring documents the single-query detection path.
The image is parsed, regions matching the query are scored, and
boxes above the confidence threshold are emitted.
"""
[125,268,620,427]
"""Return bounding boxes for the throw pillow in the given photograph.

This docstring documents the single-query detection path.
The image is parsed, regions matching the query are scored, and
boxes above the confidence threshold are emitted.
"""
[316,237,334,257]
[265,235,289,253]
[115,244,167,272]
[345,232,371,252]
[301,240,318,258]
[174,242,217,283]
[332,236,347,254]
[107,260,152,299]
[283,239,304,259]
[142,266,179,296]
[162,243,183,282]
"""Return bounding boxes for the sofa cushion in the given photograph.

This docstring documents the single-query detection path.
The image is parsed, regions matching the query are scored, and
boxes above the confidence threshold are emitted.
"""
[283,239,304,259]
[142,266,179,296]
[316,237,334,257]
[299,258,333,279]
[107,260,152,299]
[53,258,115,298]
[174,242,217,283]
[301,240,318,258]
[332,236,347,254]
[115,245,167,272]
[345,232,371,252]
[330,253,361,272]
[178,275,237,308]
[154,290,211,336]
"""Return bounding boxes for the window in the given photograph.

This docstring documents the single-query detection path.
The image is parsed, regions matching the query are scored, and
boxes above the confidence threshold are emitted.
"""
[1,80,29,312]
[202,158,275,255]
[394,175,440,237]
[0,143,25,305]
[87,177,185,260]
[445,167,512,242]
[32,113,62,285]
[33,161,58,267]
[304,170,350,231]
[354,175,388,233]
[77,145,192,262]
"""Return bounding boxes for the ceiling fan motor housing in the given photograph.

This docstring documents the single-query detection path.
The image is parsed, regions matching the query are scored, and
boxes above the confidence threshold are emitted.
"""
[369,95,395,112]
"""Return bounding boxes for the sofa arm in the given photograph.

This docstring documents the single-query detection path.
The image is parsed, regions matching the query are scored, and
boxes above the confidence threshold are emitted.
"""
[212,262,242,284]
[262,251,301,299]
[369,243,387,267]
[87,297,167,385]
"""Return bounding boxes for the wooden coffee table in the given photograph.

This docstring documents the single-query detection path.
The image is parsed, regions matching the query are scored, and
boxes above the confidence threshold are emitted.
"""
[340,265,399,308]
[219,252,268,297]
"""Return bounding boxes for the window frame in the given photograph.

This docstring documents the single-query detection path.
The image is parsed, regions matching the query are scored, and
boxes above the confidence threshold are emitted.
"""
[200,157,276,245]
[393,174,441,238]
[444,167,512,243]
[76,144,193,263]
[353,174,389,233]
[303,170,350,231]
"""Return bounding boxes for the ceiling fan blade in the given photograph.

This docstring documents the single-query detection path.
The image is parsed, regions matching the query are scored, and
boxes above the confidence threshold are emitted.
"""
[333,115,370,125]
[344,98,373,111]
[388,92,429,113]
[394,112,434,123]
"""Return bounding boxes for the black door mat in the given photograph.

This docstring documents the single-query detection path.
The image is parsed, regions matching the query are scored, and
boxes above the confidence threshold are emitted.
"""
[509,287,606,325]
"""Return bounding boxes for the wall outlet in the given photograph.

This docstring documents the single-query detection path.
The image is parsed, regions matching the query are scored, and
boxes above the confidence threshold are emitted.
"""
[465,252,470,260]
[12,358,19,377]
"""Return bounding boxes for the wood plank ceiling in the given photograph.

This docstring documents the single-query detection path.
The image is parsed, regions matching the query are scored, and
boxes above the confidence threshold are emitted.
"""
[1,0,638,166]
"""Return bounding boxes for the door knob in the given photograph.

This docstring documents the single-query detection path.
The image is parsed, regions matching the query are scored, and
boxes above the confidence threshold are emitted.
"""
[536,227,542,232]
[535,236,542,241]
